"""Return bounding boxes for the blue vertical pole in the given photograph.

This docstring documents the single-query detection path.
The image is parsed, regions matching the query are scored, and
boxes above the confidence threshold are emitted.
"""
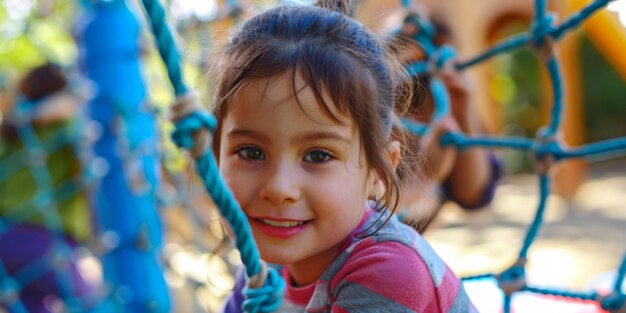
[78,0,170,312]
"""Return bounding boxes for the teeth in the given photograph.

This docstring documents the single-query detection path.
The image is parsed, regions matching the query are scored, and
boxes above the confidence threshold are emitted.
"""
[259,219,305,228]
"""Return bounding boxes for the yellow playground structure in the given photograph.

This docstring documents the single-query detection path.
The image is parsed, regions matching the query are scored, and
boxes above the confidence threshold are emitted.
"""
[356,0,626,198]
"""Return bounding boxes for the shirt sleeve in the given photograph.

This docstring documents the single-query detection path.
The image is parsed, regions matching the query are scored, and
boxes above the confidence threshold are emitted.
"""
[328,239,469,312]
[221,268,246,313]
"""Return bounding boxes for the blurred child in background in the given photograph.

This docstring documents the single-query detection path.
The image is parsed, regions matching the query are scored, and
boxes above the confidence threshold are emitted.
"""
[0,63,95,312]
[393,10,502,232]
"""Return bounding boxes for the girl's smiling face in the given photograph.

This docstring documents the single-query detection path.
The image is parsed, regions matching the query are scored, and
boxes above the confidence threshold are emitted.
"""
[218,72,378,286]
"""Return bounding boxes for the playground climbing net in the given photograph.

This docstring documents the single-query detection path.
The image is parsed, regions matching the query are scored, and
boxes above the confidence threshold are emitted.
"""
[0,0,625,312]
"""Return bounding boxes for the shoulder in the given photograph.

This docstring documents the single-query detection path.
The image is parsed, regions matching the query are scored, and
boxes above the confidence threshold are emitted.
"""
[329,238,444,311]
[326,217,471,312]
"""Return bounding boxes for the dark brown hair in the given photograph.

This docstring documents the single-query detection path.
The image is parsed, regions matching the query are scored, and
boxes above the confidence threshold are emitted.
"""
[19,63,67,101]
[211,0,419,215]
[1,63,67,137]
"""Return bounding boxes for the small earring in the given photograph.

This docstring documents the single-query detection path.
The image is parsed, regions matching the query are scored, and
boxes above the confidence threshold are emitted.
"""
[371,194,383,211]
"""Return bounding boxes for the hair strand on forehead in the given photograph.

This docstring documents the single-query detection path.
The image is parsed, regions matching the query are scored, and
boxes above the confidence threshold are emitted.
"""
[211,3,422,231]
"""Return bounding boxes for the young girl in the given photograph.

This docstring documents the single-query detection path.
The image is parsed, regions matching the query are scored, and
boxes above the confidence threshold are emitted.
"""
[212,0,476,311]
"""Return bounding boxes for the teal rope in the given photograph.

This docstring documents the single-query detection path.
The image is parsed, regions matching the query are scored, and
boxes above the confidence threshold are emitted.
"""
[137,0,625,311]
[399,4,626,311]
[398,3,624,311]
[243,269,286,313]
[14,104,74,279]
[0,123,79,182]
[601,253,626,311]
[457,34,527,70]
[138,0,284,310]
[545,56,563,135]
[534,0,547,22]
[557,137,626,160]
[140,0,188,96]
[0,256,28,313]
[440,133,535,151]
[3,178,85,227]
[615,253,626,292]
[436,132,626,160]
[461,273,495,282]
[171,113,285,312]
[551,0,613,40]
[457,0,612,70]
[171,113,259,275]
[192,151,262,277]
[401,118,428,137]
[503,295,512,313]
[12,255,60,290]
[227,0,239,12]
[404,15,437,54]
[430,77,450,121]
[6,102,81,309]
[522,286,599,301]
[519,174,549,259]
[0,98,92,311]
[406,61,429,77]
[601,292,626,311]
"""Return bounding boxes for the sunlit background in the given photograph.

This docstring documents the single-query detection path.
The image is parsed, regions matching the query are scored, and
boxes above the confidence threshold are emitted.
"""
[0,0,625,312]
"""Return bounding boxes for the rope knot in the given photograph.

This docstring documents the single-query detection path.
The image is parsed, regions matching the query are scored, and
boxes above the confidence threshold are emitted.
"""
[599,291,626,313]
[530,13,557,60]
[531,127,562,174]
[403,12,436,44]
[242,262,286,313]
[497,258,527,295]
[400,5,437,54]
[428,44,457,75]
[170,91,217,158]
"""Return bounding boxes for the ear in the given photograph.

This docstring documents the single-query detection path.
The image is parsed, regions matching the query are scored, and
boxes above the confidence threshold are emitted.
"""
[387,140,401,170]
[367,140,401,200]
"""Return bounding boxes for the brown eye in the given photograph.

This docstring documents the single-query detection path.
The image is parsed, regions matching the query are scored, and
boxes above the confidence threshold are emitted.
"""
[304,150,333,163]
[236,147,265,160]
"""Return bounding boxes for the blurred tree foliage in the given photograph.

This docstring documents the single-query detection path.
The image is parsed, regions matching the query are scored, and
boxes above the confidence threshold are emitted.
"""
[0,0,77,81]
[0,0,267,103]
[580,34,626,142]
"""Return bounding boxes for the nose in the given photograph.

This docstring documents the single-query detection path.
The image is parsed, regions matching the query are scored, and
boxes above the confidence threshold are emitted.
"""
[258,159,300,204]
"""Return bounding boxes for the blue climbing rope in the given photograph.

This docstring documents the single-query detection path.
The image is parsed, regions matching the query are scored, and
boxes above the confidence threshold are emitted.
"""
[400,0,626,311]
[139,0,284,311]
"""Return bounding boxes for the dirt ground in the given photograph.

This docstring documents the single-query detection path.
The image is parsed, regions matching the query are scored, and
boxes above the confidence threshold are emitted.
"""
[424,157,626,312]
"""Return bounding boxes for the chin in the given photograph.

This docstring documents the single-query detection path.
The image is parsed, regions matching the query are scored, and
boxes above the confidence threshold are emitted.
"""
[259,249,299,265]
[257,242,311,265]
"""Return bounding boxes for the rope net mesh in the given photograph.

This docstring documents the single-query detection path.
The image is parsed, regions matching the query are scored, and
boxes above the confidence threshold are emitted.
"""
[0,0,625,312]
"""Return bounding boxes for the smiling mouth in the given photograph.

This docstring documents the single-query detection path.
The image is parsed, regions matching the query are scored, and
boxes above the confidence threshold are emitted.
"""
[258,219,306,228]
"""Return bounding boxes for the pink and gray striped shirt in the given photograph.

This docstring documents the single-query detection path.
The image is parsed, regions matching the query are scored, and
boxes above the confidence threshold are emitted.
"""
[222,210,476,312]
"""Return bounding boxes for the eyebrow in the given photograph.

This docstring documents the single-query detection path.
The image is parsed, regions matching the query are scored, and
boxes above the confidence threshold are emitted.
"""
[292,131,352,145]
[225,128,270,142]
[225,128,352,145]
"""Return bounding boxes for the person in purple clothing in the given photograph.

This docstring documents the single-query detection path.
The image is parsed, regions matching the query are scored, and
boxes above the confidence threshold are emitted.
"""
[393,13,502,233]
[0,64,95,312]
[210,0,476,311]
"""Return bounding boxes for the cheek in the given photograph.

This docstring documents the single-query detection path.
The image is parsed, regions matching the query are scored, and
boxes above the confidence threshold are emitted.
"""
[218,158,252,208]
[313,170,369,211]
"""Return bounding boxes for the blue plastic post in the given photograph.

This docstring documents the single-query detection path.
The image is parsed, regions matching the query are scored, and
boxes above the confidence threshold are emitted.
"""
[78,0,170,312]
